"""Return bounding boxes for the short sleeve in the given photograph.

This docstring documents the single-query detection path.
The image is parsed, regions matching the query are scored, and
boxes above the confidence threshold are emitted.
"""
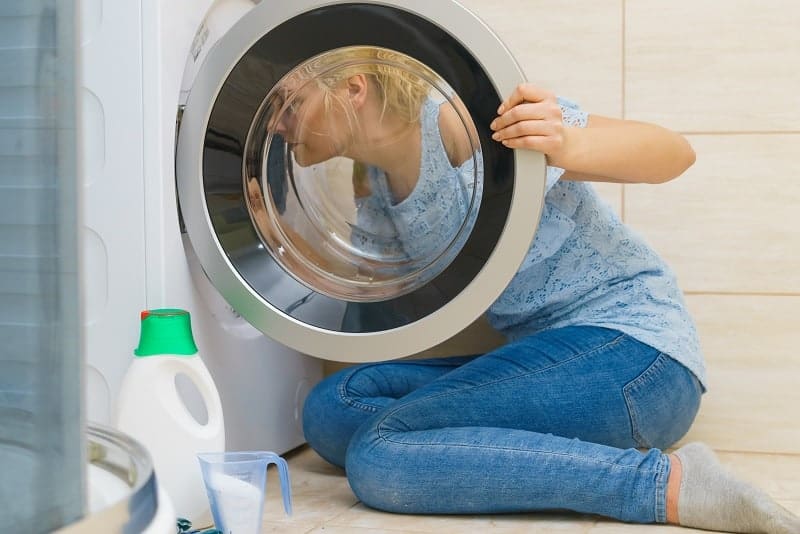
[545,96,589,192]
[558,96,588,128]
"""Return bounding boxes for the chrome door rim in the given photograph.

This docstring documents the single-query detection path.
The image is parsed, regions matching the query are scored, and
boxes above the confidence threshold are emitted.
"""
[176,0,545,362]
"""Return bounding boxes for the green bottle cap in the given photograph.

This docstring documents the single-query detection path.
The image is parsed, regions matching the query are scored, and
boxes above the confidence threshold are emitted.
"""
[134,308,198,357]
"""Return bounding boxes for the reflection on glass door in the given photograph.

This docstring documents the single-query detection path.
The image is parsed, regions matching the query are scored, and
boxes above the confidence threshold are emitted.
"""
[244,46,483,302]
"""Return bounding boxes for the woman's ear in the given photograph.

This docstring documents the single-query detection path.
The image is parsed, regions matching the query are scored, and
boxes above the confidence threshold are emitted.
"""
[346,74,368,109]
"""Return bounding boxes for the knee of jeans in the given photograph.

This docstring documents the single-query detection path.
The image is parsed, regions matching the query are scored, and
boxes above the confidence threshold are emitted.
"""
[345,423,403,513]
[301,380,324,442]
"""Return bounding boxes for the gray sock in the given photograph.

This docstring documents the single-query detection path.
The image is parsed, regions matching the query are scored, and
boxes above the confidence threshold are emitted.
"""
[674,442,800,534]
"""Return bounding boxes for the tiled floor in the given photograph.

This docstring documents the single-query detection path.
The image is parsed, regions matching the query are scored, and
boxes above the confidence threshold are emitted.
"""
[254,445,800,534]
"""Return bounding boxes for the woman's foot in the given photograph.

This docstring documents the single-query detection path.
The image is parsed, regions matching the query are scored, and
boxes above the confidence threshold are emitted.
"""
[666,442,800,533]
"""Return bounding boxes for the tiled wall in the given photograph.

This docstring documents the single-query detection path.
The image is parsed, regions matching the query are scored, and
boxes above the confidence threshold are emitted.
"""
[417,0,800,455]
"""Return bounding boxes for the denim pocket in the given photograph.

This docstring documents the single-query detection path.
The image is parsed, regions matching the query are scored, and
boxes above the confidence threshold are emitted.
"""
[623,353,702,449]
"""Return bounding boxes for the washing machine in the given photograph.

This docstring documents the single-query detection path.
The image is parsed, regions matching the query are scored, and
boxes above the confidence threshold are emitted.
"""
[81,0,322,454]
[80,0,545,457]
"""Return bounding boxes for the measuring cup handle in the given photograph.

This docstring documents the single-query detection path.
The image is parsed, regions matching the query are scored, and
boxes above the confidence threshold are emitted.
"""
[264,453,293,515]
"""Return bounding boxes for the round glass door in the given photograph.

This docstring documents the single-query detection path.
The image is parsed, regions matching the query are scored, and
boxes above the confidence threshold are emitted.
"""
[244,46,483,302]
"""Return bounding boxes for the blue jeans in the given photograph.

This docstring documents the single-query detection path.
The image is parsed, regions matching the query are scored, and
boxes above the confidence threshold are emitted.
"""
[302,326,702,523]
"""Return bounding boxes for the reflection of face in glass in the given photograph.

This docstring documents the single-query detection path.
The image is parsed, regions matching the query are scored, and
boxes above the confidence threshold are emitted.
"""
[269,48,435,171]
[271,81,354,167]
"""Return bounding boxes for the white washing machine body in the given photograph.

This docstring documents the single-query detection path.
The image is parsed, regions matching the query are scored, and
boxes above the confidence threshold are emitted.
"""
[80,0,322,455]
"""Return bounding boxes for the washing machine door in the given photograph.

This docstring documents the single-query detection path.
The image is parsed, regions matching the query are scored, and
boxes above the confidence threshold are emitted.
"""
[176,0,546,362]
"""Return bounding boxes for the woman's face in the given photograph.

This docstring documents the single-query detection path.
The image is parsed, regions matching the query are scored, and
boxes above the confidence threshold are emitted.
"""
[271,81,352,166]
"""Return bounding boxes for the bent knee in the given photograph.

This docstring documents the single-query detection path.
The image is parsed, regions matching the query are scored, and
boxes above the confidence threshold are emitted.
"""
[346,429,398,512]
[345,425,422,513]
[302,377,348,468]
[301,377,332,440]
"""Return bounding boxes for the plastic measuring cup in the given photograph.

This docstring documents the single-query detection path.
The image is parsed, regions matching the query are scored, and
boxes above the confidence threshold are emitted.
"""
[197,451,292,534]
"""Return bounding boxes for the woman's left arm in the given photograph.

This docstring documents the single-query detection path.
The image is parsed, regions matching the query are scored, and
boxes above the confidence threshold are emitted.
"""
[490,84,696,184]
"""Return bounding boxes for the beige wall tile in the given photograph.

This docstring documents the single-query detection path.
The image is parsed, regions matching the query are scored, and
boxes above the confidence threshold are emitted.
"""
[682,366,800,454]
[592,182,623,217]
[624,134,800,294]
[678,295,800,454]
[459,0,623,117]
[686,294,800,368]
[411,315,506,357]
[625,0,800,131]
[323,316,507,377]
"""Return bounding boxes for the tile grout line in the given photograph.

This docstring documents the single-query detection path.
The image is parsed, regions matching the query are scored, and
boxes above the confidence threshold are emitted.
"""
[682,130,800,136]
[620,0,627,223]
[313,498,365,529]
[712,449,800,459]
[621,0,626,122]
[684,290,800,297]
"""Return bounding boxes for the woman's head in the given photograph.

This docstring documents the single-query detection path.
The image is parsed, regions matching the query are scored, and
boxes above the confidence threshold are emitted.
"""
[270,47,444,166]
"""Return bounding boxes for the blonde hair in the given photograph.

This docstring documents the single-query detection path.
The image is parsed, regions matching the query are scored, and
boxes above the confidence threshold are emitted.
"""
[276,47,451,196]
[284,46,444,126]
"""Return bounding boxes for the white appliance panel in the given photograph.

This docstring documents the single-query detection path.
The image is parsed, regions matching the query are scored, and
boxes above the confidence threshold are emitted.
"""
[81,0,321,454]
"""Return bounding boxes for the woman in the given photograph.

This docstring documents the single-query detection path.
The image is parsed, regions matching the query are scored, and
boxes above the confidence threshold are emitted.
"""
[277,48,798,533]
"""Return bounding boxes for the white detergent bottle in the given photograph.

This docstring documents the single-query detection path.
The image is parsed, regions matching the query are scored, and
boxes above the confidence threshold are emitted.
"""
[115,308,225,527]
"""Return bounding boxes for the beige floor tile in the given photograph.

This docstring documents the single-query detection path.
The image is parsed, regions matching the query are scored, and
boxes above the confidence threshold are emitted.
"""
[325,503,596,533]
[625,134,800,294]
[260,520,318,534]
[269,447,800,534]
[587,521,689,533]
[625,1,800,131]
[779,501,800,516]
[307,527,428,534]
[711,452,800,502]
[263,447,357,526]
[458,0,623,118]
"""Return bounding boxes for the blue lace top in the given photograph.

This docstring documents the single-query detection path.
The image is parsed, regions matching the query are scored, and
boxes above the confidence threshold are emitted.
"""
[354,96,706,388]
[351,96,478,269]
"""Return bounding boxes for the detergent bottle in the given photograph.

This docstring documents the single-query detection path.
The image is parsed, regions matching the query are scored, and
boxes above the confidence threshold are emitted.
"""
[115,308,225,526]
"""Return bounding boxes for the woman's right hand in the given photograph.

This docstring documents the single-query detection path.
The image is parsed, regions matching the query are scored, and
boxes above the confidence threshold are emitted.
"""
[489,83,567,163]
